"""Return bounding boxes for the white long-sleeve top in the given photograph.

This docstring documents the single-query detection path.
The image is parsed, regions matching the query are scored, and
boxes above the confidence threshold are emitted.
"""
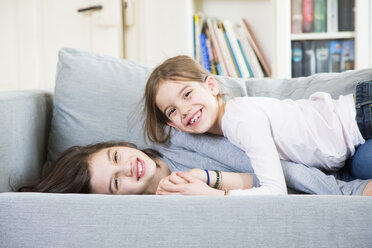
[222,92,365,196]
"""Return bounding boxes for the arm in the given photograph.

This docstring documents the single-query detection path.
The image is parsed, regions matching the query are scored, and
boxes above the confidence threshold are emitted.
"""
[156,169,253,196]
[188,168,253,190]
[222,102,287,195]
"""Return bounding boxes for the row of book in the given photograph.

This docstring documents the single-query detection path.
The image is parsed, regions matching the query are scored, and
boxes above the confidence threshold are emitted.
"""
[193,15,271,78]
[291,0,355,33]
[292,39,354,77]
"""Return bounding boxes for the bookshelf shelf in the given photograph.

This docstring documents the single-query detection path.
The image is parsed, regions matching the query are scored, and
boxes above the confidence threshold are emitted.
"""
[291,32,355,41]
[125,0,371,79]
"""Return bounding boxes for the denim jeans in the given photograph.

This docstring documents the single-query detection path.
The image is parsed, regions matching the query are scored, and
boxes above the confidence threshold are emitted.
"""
[340,81,372,181]
[355,81,372,139]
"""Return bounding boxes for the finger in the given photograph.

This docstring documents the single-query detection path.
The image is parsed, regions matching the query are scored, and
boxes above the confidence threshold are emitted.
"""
[159,182,187,193]
[168,173,188,184]
[176,172,196,183]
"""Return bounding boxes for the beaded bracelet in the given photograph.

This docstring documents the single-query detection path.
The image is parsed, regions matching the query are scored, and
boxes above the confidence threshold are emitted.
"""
[204,169,210,186]
[218,171,223,190]
[213,170,220,189]
[223,188,229,196]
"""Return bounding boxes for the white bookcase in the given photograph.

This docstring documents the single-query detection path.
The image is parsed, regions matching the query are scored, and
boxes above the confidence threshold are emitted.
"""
[124,0,371,78]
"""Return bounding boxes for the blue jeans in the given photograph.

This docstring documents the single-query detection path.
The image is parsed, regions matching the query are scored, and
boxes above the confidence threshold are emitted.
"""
[355,81,372,139]
[340,81,372,181]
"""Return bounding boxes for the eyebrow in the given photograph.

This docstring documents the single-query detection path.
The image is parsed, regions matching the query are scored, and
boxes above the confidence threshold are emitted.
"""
[163,85,189,115]
[107,149,114,194]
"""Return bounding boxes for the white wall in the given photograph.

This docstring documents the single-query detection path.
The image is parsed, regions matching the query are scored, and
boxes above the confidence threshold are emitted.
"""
[0,0,123,91]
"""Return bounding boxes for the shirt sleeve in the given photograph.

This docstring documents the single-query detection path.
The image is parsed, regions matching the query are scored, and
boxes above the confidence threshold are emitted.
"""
[223,100,288,195]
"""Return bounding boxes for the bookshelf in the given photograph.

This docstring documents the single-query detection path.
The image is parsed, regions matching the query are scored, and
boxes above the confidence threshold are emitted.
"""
[123,0,371,79]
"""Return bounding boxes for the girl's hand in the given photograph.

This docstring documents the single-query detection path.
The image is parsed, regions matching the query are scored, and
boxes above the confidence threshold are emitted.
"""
[156,172,224,196]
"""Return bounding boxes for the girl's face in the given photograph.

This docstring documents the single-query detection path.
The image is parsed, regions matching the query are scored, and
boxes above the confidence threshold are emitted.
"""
[155,76,221,134]
[89,146,169,194]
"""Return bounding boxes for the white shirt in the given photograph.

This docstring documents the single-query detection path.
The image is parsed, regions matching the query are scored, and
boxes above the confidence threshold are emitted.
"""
[222,92,365,196]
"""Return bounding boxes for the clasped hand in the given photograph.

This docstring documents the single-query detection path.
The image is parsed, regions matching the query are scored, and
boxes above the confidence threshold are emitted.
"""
[156,171,221,196]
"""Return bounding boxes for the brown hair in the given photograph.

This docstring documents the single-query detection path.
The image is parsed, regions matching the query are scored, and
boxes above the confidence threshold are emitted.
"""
[144,55,219,144]
[17,141,162,193]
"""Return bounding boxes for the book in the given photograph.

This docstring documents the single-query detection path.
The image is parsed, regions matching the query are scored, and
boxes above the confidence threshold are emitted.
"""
[338,0,355,31]
[313,0,326,32]
[291,41,303,78]
[340,40,355,71]
[327,0,338,33]
[328,40,342,72]
[206,18,228,76]
[237,39,254,77]
[242,18,271,77]
[291,0,303,34]
[303,0,314,33]
[236,24,264,78]
[200,33,211,72]
[204,29,217,75]
[315,41,329,73]
[216,20,238,78]
[237,25,261,77]
[303,40,316,76]
[223,20,250,78]
[193,14,203,65]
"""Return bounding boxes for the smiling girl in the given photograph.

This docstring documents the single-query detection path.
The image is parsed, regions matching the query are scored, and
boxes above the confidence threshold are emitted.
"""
[144,55,372,195]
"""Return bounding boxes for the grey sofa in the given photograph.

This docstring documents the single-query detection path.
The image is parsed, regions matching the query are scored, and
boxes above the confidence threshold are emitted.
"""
[1,48,372,247]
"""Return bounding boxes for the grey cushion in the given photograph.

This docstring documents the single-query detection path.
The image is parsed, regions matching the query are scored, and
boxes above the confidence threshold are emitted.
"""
[46,48,152,170]
[46,48,254,169]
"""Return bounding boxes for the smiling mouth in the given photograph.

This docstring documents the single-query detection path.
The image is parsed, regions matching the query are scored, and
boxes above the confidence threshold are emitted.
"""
[137,159,145,181]
[188,109,202,126]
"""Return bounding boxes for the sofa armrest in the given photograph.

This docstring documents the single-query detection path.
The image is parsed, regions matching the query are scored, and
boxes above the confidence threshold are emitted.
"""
[0,90,53,192]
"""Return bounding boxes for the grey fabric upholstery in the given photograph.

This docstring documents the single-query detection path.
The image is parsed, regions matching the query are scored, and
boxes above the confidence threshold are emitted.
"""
[0,91,52,192]
[1,193,372,248]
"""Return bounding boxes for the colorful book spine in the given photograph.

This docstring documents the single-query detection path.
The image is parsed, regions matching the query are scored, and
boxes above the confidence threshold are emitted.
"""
[315,40,329,73]
[291,41,303,78]
[303,40,316,76]
[236,24,263,78]
[338,0,355,31]
[328,40,342,72]
[206,18,228,76]
[200,33,211,72]
[327,0,338,33]
[216,21,238,77]
[291,0,303,33]
[237,39,254,77]
[223,20,250,78]
[313,0,326,32]
[340,40,355,71]
[303,0,314,33]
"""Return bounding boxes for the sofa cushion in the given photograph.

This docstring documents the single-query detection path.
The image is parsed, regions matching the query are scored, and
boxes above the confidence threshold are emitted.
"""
[46,48,153,169]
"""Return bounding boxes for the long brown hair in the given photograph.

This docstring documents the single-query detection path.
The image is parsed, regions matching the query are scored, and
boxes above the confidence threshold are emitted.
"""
[17,141,161,193]
[144,55,220,144]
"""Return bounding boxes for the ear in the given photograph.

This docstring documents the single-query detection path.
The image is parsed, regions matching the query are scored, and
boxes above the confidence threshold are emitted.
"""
[205,76,220,96]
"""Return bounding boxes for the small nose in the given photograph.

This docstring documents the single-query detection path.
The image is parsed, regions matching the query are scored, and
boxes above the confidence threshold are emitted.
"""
[180,104,191,116]
[119,157,134,177]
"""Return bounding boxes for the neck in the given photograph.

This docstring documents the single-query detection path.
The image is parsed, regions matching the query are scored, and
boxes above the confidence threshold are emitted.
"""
[208,99,226,136]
